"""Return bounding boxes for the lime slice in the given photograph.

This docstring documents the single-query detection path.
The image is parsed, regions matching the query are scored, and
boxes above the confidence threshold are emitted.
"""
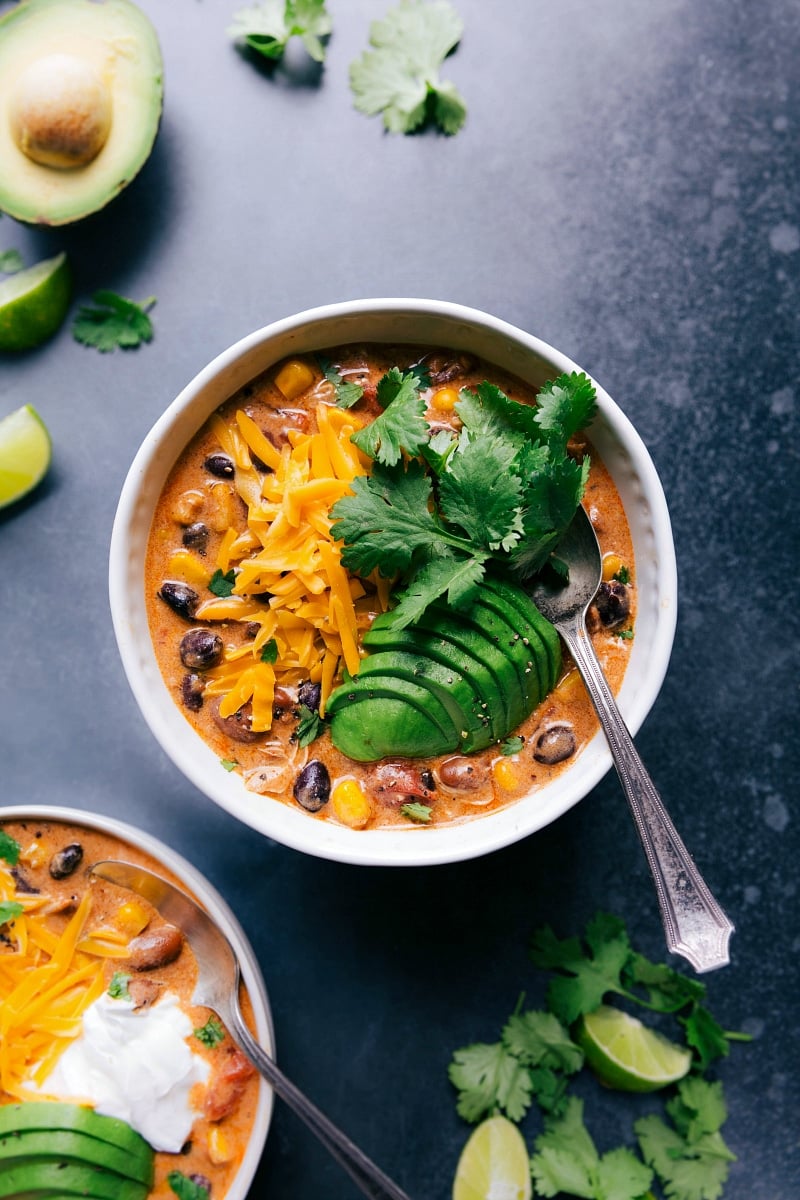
[0,251,71,351]
[453,1115,531,1200]
[0,404,52,507]
[576,1004,692,1093]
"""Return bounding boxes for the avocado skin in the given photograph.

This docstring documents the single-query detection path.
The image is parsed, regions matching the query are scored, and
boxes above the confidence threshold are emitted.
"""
[0,1103,150,1158]
[329,579,561,762]
[0,1128,154,1185]
[0,1157,149,1199]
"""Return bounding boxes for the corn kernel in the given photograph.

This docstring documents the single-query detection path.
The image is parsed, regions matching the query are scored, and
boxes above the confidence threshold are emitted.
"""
[493,759,519,791]
[207,1125,233,1165]
[172,489,205,525]
[113,900,151,937]
[207,483,235,532]
[167,550,211,588]
[275,359,316,401]
[431,385,459,412]
[553,669,587,702]
[19,840,47,869]
[602,553,625,582]
[331,778,372,829]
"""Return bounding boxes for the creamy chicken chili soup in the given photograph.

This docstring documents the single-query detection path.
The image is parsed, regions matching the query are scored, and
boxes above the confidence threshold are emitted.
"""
[145,344,635,830]
[0,819,259,1200]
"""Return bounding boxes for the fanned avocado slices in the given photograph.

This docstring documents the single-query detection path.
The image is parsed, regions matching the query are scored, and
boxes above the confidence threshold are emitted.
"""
[0,1158,149,1199]
[328,577,561,762]
[0,1128,153,1184]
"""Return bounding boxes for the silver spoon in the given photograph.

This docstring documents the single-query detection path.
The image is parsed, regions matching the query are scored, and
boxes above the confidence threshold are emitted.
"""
[530,506,734,973]
[90,860,412,1200]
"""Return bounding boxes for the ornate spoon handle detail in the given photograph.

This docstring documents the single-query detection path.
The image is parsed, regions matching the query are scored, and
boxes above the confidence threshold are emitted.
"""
[562,622,734,973]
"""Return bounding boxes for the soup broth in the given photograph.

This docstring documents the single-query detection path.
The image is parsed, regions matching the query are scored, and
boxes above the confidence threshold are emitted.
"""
[145,344,636,830]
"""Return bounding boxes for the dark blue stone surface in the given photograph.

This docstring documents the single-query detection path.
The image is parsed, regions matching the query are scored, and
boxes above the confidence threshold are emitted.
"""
[1,1,797,1197]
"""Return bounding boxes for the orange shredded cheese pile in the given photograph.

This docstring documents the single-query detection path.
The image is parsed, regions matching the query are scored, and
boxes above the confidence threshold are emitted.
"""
[0,861,130,1101]
[196,401,385,732]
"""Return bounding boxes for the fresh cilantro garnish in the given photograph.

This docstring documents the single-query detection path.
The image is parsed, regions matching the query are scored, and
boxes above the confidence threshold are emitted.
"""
[167,1171,210,1200]
[0,831,21,865]
[400,801,432,823]
[295,703,325,747]
[614,565,631,584]
[350,367,430,465]
[220,758,238,771]
[260,637,279,663]
[331,371,596,629]
[72,291,156,353]
[108,971,132,999]
[317,356,364,409]
[500,736,524,756]
[0,901,24,927]
[349,0,467,135]
[614,628,634,640]
[531,1096,654,1200]
[227,0,332,63]
[0,249,23,274]
[208,568,237,597]
[636,1077,736,1200]
[195,1016,226,1048]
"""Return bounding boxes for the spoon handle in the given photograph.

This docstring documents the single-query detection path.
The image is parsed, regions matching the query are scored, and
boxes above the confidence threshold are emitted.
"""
[561,621,734,973]
[221,994,413,1200]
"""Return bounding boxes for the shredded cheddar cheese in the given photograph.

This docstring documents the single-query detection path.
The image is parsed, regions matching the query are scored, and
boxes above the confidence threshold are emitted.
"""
[0,863,130,1100]
[197,401,383,729]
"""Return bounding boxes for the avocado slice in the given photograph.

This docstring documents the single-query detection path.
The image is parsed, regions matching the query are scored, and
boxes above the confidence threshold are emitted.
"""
[328,673,461,761]
[0,1130,153,1185]
[480,577,562,688]
[0,1104,150,1159]
[468,594,549,711]
[0,1159,148,1200]
[356,649,497,752]
[0,0,163,225]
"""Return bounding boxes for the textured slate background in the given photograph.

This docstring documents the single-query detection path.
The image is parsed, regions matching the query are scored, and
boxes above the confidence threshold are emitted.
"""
[1,1,798,1196]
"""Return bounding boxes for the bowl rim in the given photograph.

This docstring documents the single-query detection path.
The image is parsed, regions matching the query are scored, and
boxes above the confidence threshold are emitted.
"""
[110,297,677,867]
[0,803,274,1200]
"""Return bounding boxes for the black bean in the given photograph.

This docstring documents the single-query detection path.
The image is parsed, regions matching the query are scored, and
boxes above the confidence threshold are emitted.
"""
[532,724,576,765]
[204,453,235,478]
[594,580,631,628]
[420,768,436,792]
[11,866,39,893]
[158,581,200,620]
[211,699,263,742]
[180,628,223,670]
[297,680,321,713]
[293,760,331,811]
[181,673,204,712]
[182,522,210,554]
[49,842,83,880]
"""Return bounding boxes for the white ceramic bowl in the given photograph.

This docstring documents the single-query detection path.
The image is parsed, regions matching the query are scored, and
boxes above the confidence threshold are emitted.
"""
[110,299,677,867]
[0,804,274,1200]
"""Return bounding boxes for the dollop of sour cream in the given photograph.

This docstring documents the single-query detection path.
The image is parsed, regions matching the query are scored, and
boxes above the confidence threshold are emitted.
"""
[35,991,210,1151]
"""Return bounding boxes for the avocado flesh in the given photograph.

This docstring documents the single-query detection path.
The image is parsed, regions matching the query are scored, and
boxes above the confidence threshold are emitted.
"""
[356,649,497,752]
[481,576,562,685]
[468,593,549,704]
[327,691,458,761]
[0,0,163,225]
[0,1159,149,1200]
[0,1104,151,1159]
[0,1130,153,1185]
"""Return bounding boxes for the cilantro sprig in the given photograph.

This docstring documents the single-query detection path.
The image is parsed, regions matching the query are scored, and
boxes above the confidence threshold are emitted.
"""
[349,0,467,135]
[228,0,332,63]
[72,291,156,353]
[330,370,596,630]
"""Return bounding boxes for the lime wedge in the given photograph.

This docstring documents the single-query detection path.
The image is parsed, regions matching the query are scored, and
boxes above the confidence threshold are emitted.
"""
[0,404,52,507]
[0,251,71,351]
[453,1115,531,1200]
[576,1004,692,1093]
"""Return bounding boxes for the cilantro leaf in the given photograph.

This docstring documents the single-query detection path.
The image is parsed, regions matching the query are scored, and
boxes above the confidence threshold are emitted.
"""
[0,901,23,927]
[260,637,279,663]
[501,736,524,756]
[167,1172,210,1200]
[220,758,238,771]
[228,0,331,63]
[209,568,237,597]
[502,1009,584,1074]
[531,1096,653,1200]
[72,291,156,353]
[385,552,486,630]
[349,0,466,135]
[351,367,430,465]
[295,703,325,747]
[531,913,634,1024]
[448,1041,533,1123]
[0,831,21,865]
[636,1078,735,1200]
[318,356,364,409]
[678,1003,732,1071]
[195,1015,226,1048]
[108,971,131,999]
[0,249,23,274]
[534,372,598,449]
[456,381,539,447]
[438,433,524,551]
[400,801,432,824]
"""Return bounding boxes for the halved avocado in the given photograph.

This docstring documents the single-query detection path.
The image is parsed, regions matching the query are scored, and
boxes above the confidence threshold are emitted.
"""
[0,0,163,225]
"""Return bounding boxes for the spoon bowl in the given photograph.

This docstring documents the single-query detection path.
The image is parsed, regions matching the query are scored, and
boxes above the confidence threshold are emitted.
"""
[90,860,413,1200]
